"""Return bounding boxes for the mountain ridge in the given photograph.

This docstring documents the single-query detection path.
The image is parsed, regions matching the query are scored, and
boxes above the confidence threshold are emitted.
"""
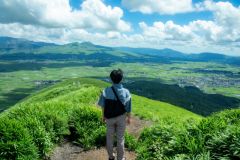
[0,36,57,50]
[0,36,239,65]
[0,77,239,160]
[0,36,238,57]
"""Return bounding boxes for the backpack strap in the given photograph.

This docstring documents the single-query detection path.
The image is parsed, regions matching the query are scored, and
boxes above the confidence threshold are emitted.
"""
[111,86,123,104]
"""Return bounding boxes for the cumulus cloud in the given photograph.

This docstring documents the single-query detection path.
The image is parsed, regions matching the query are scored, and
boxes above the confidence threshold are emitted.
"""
[202,0,240,43]
[0,23,66,43]
[0,0,131,32]
[0,21,239,56]
[121,0,194,15]
[139,21,194,41]
[137,0,240,48]
[0,0,240,55]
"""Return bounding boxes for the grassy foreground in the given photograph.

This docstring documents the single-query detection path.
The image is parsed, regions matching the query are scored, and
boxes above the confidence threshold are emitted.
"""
[0,78,239,159]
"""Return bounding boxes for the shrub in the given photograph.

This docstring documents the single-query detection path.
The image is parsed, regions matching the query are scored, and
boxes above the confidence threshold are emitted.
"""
[68,106,105,150]
[0,118,38,160]
[136,109,240,160]
[19,117,53,158]
[37,111,69,143]
[125,132,138,151]
[137,121,182,160]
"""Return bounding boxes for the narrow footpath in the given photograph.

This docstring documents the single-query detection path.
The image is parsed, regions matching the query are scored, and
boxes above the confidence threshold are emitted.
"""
[50,116,151,160]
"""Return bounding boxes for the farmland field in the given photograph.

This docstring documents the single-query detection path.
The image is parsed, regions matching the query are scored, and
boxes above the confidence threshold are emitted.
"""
[0,60,240,114]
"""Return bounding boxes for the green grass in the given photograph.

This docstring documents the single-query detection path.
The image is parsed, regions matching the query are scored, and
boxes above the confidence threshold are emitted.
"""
[206,86,240,98]
[137,109,240,160]
[0,78,107,159]
[0,78,201,159]
[132,94,201,122]
[0,60,239,112]
[0,78,239,160]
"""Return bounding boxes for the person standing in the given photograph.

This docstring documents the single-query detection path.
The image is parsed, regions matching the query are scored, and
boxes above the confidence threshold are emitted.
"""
[98,69,131,160]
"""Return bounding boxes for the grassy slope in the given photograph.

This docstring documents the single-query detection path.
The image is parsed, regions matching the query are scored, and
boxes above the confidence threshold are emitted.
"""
[0,78,109,159]
[132,95,201,122]
[20,78,202,122]
[2,78,240,160]
[0,77,201,159]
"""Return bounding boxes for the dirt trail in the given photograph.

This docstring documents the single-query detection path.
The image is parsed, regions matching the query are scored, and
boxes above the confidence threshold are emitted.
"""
[50,116,151,160]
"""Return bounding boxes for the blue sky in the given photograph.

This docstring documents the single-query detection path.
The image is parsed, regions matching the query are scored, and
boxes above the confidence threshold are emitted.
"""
[0,0,240,56]
[69,0,239,33]
[69,0,212,32]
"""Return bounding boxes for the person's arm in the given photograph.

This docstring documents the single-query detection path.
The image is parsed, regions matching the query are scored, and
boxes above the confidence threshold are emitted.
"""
[97,90,106,123]
[125,95,132,124]
[126,112,131,124]
[101,107,106,123]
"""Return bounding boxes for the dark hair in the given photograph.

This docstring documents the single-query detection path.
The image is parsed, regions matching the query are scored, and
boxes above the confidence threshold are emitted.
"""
[110,69,123,84]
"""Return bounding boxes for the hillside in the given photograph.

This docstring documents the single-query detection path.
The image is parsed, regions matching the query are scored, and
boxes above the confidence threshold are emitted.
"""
[125,79,240,116]
[116,46,240,65]
[0,78,199,159]
[0,78,239,159]
[0,36,55,50]
[1,36,240,65]
[17,78,201,122]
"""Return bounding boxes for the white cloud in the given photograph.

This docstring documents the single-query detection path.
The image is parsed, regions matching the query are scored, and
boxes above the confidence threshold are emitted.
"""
[121,0,240,46]
[0,0,240,56]
[134,0,240,55]
[0,0,131,32]
[0,21,239,56]
[122,0,194,15]
[188,20,223,42]
[0,23,65,43]
[202,0,240,43]
[139,21,194,41]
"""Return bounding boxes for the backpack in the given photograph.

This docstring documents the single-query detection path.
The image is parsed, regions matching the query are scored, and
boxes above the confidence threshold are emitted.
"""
[104,86,126,119]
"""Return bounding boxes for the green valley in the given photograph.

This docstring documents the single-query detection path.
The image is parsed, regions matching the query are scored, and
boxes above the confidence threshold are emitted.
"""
[1,38,240,115]
[1,60,240,115]
[0,37,240,159]
[1,0,240,159]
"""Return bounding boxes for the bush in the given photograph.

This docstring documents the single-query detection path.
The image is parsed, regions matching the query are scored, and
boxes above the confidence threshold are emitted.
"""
[69,106,105,150]
[125,132,138,151]
[6,102,70,157]
[0,118,38,160]
[202,109,240,159]
[19,117,53,157]
[37,111,69,143]
[137,121,182,160]
[0,79,111,159]
[136,109,240,160]
[207,125,240,159]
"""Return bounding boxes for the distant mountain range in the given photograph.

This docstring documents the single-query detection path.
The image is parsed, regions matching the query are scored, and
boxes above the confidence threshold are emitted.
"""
[116,46,240,64]
[0,36,56,50]
[115,47,185,58]
[0,36,239,65]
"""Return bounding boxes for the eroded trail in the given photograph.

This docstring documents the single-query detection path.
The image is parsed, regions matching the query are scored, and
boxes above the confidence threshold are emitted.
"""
[50,116,151,160]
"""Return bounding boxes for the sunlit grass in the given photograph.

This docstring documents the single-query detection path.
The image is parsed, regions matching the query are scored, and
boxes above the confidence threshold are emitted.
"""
[0,78,239,160]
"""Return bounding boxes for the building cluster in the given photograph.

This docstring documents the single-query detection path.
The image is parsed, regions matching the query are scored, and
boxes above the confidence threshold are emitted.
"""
[175,76,240,88]
[34,80,61,86]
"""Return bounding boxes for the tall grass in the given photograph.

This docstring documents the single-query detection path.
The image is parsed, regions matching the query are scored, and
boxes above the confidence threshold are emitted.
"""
[0,78,239,160]
[136,109,240,160]
[0,78,138,159]
[0,78,106,159]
